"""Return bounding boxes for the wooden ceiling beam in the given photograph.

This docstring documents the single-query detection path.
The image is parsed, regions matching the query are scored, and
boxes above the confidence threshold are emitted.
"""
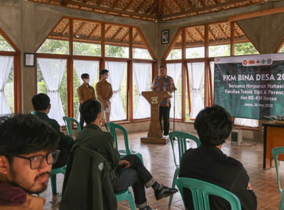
[88,24,100,38]
[111,27,123,40]
[97,0,104,6]
[123,0,135,10]
[213,0,218,4]
[186,31,195,43]
[163,2,173,13]
[198,0,206,7]
[194,28,204,41]
[122,32,129,41]
[111,0,121,9]
[135,0,148,13]
[234,28,240,38]
[133,33,139,41]
[68,1,155,18]
[62,23,70,34]
[184,0,193,9]
[75,22,87,36]
[172,0,182,11]
[208,28,216,41]
[216,24,227,39]
[157,0,162,18]
[61,0,70,5]
[162,0,253,19]
[105,26,112,36]
[146,0,158,14]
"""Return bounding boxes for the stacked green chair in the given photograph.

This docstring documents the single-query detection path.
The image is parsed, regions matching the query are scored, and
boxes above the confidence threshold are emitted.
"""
[272,147,284,210]
[105,122,143,164]
[50,166,66,196]
[168,131,201,206]
[62,116,81,135]
[176,177,242,210]
[115,189,135,210]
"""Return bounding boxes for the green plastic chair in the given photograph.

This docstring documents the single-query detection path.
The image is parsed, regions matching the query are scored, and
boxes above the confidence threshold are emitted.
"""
[176,177,242,210]
[50,166,66,195]
[168,131,201,206]
[62,116,81,135]
[105,122,143,164]
[30,111,36,115]
[115,189,135,210]
[272,147,284,210]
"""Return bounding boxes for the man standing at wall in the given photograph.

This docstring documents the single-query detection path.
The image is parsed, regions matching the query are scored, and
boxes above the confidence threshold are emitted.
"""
[77,73,96,129]
[152,65,175,136]
[96,69,113,122]
[0,114,60,210]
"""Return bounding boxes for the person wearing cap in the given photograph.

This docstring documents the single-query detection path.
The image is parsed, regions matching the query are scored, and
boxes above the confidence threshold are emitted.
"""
[77,73,96,129]
[96,69,113,122]
[179,105,257,210]
[151,65,175,136]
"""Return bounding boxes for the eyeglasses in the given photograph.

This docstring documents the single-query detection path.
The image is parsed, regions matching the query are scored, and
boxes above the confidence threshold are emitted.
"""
[14,150,60,170]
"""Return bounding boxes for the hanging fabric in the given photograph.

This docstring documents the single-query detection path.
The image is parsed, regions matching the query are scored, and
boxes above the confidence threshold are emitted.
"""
[105,61,127,121]
[133,63,151,119]
[188,62,205,119]
[0,56,13,115]
[74,60,99,121]
[38,58,67,126]
[167,63,182,119]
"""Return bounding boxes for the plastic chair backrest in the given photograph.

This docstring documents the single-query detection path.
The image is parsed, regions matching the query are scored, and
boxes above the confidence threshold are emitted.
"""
[272,147,284,192]
[30,111,36,115]
[169,131,201,167]
[62,116,81,135]
[176,177,242,210]
[105,122,130,155]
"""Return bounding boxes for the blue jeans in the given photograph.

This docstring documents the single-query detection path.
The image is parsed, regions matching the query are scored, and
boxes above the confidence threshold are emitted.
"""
[111,155,153,206]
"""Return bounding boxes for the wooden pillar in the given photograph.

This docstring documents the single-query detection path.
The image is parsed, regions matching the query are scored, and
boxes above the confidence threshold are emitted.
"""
[230,21,235,56]
[204,24,210,107]
[101,23,105,69]
[14,53,21,113]
[68,18,74,117]
[128,27,133,121]
[181,28,186,121]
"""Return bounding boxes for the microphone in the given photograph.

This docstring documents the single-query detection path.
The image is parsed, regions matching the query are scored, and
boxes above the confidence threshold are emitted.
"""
[171,83,177,91]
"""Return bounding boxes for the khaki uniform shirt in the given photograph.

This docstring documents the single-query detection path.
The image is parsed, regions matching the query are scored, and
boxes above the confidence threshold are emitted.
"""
[77,83,96,103]
[96,79,113,100]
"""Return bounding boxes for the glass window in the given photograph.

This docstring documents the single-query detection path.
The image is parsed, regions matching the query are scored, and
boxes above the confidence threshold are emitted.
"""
[209,44,230,57]
[105,45,129,58]
[73,42,101,56]
[37,39,69,55]
[4,59,14,113]
[0,34,15,51]
[186,47,205,58]
[185,26,205,59]
[133,48,152,59]
[234,42,259,55]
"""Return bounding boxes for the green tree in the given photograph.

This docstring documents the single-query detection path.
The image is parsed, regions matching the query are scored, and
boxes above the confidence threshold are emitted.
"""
[0,35,14,51]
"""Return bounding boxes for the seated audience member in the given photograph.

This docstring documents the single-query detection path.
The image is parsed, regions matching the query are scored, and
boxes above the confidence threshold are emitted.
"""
[0,114,60,210]
[69,99,178,210]
[179,105,257,210]
[32,93,76,169]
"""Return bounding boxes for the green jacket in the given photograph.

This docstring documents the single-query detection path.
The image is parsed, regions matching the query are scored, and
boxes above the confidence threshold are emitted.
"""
[60,145,117,210]
[34,112,73,168]
[75,124,120,179]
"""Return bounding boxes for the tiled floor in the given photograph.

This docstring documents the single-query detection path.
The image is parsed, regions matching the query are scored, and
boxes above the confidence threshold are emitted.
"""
[42,131,282,210]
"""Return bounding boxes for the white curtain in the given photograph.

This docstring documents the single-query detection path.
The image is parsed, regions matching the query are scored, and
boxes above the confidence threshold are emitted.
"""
[167,63,181,119]
[38,58,67,126]
[133,63,151,119]
[0,56,13,115]
[188,62,205,119]
[74,60,99,121]
[106,61,127,121]
[234,118,259,127]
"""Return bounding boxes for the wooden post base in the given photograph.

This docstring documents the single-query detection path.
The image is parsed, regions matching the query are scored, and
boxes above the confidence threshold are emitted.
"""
[141,136,169,144]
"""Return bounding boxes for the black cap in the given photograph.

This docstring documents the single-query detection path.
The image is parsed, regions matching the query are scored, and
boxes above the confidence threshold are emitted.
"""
[99,69,109,75]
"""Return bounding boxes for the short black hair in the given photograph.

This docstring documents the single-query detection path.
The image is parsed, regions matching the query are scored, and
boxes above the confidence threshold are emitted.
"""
[81,73,89,79]
[32,93,50,111]
[160,65,167,70]
[194,105,233,147]
[0,114,59,163]
[80,99,101,124]
[99,69,109,75]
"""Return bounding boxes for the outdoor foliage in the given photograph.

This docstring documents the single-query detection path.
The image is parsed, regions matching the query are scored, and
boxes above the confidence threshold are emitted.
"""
[0,35,14,51]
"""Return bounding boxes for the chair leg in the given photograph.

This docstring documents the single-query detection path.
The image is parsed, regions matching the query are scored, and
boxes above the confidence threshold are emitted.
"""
[168,168,179,206]
[50,174,57,195]
[127,195,136,210]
